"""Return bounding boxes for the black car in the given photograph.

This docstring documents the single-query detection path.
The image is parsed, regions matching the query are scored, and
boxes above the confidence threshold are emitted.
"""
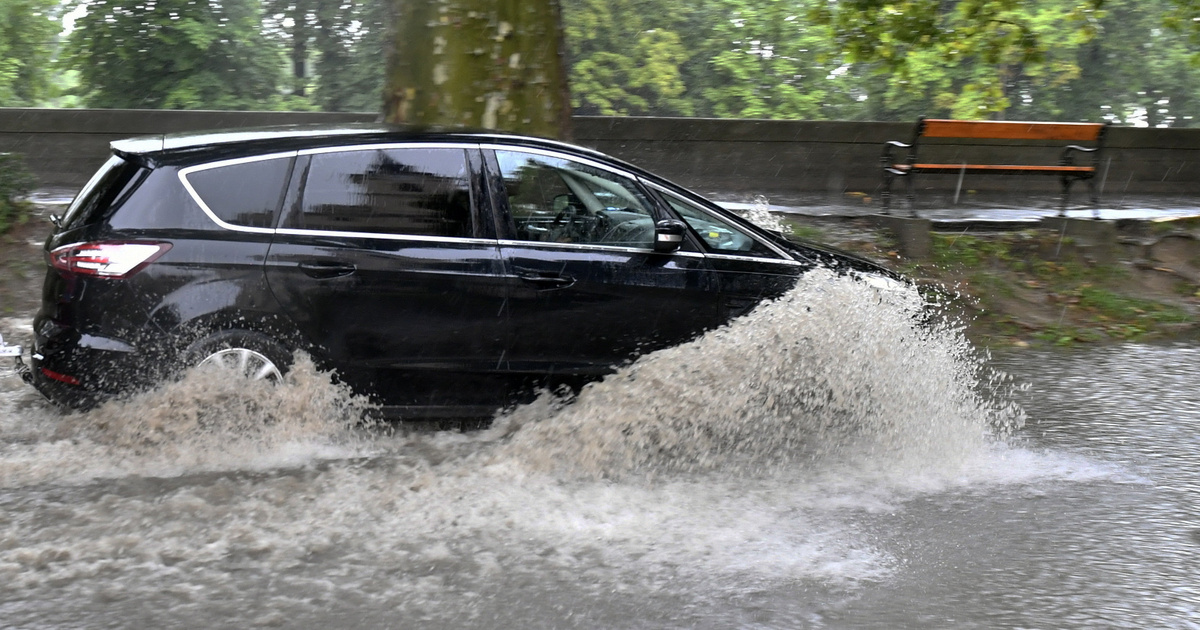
[5,125,898,418]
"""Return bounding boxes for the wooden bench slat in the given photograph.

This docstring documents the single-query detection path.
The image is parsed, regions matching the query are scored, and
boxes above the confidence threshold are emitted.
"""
[880,117,1106,215]
[893,163,1095,173]
[921,119,1105,142]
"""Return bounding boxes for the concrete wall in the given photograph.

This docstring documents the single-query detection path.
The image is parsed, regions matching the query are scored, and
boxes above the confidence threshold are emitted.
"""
[578,117,1200,201]
[3,108,1199,200]
[0,109,375,188]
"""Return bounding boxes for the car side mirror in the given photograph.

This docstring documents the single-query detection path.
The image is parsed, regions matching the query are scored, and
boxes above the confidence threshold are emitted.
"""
[653,219,687,253]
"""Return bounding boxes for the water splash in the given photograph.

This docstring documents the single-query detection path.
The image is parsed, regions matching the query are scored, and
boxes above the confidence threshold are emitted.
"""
[2,267,1123,627]
[492,268,1023,480]
[736,194,793,235]
[0,354,376,487]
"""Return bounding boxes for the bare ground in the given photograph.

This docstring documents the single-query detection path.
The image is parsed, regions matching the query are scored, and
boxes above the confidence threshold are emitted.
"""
[786,215,1200,347]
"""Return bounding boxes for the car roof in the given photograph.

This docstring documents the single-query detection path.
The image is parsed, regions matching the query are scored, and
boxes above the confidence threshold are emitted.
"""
[110,123,629,170]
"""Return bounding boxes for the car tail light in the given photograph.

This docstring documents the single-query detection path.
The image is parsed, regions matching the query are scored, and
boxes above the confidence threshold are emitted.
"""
[40,367,81,385]
[50,241,171,279]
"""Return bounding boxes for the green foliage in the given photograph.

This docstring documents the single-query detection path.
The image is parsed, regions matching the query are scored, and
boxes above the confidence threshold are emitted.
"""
[0,0,59,106]
[0,152,35,233]
[264,0,388,112]
[564,0,696,115]
[1037,0,1200,126]
[700,0,850,119]
[931,233,1017,268]
[808,0,1106,118]
[1076,285,1192,323]
[558,0,1200,124]
[1164,0,1200,61]
[1030,285,1191,344]
[0,0,1191,126]
[65,0,286,109]
[780,218,826,241]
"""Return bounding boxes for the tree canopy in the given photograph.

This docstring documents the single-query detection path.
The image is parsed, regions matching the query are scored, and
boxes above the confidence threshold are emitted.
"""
[65,0,287,109]
[3,0,1199,126]
[0,0,59,105]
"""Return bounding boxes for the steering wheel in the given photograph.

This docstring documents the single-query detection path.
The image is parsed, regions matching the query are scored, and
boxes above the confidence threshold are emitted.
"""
[553,202,587,241]
[588,210,613,242]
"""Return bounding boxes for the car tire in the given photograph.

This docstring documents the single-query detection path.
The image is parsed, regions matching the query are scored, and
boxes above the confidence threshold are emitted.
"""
[184,330,292,383]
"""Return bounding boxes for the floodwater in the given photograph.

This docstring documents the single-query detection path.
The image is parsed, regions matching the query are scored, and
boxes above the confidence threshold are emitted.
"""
[1,270,1197,629]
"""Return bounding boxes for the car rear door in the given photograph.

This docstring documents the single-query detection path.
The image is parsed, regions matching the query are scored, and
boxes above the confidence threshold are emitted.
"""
[482,146,721,378]
[264,143,510,410]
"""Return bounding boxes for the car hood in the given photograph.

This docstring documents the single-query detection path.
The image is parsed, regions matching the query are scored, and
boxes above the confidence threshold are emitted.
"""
[769,233,902,280]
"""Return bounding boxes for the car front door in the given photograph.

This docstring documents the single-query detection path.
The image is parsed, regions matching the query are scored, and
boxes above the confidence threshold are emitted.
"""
[650,186,807,320]
[264,144,510,411]
[483,147,721,381]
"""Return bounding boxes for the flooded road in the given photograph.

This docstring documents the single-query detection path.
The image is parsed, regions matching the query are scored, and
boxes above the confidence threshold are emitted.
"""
[1,271,1197,628]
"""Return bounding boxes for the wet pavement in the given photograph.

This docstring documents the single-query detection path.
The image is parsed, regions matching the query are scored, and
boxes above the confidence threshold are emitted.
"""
[1,271,1198,628]
[3,188,1199,628]
[708,191,1200,224]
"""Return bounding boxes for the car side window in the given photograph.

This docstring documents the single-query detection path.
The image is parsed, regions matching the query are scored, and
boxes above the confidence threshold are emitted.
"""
[184,156,292,229]
[287,147,473,238]
[495,150,656,248]
[660,191,781,258]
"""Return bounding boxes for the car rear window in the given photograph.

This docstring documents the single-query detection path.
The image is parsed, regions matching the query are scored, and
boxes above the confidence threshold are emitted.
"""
[285,147,473,238]
[61,155,145,230]
[183,155,294,229]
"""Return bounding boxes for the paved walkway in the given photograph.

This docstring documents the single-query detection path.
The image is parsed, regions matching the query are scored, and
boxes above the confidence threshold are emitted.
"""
[709,191,1200,224]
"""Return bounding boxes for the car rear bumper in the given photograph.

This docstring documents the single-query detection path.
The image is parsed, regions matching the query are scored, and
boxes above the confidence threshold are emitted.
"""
[28,318,154,409]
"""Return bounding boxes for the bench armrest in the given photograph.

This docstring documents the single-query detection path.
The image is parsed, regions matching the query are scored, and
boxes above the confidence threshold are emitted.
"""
[1061,144,1100,166]
[881,140,915,166]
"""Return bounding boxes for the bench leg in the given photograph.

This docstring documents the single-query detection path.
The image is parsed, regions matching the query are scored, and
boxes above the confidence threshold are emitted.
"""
[1088,177,1100,220]
[881,171,893,214]
[1059,176,1071,217]
[905,174,917,218]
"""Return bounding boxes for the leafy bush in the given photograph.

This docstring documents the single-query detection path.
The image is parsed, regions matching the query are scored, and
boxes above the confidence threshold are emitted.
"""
[0,152,36,233]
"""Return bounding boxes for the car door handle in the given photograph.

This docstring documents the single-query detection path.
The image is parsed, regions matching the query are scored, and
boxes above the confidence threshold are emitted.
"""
[515,270,575,289]
[298,261,357,279]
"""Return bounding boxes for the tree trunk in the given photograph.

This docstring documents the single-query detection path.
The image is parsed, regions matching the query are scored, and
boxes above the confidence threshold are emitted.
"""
[383,0,573,140]
[291,0,310,97]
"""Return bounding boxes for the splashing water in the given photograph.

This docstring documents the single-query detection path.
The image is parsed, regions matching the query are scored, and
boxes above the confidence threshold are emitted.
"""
[492,268,1023,481]
[736,194,793,235]
[0,354,376,487]
[1,269,1021,491]
[1,266,1098,627]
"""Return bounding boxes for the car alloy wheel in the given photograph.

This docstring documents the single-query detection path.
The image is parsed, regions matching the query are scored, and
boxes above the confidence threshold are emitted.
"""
[185,330,292,384]
[196,347,283,382]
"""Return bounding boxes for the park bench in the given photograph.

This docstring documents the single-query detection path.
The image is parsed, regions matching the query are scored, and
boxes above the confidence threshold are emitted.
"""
[881,117,1108,217]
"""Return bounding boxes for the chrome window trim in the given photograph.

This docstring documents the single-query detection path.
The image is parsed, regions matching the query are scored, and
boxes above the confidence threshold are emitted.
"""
[479,144,641,181]
[496,238,684,255]
[707,252,803,266]
[274,227,499,246]
[297,141,480,156]
[182,145,496,244]
[179,151,299,234]
[645,181,795,261]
